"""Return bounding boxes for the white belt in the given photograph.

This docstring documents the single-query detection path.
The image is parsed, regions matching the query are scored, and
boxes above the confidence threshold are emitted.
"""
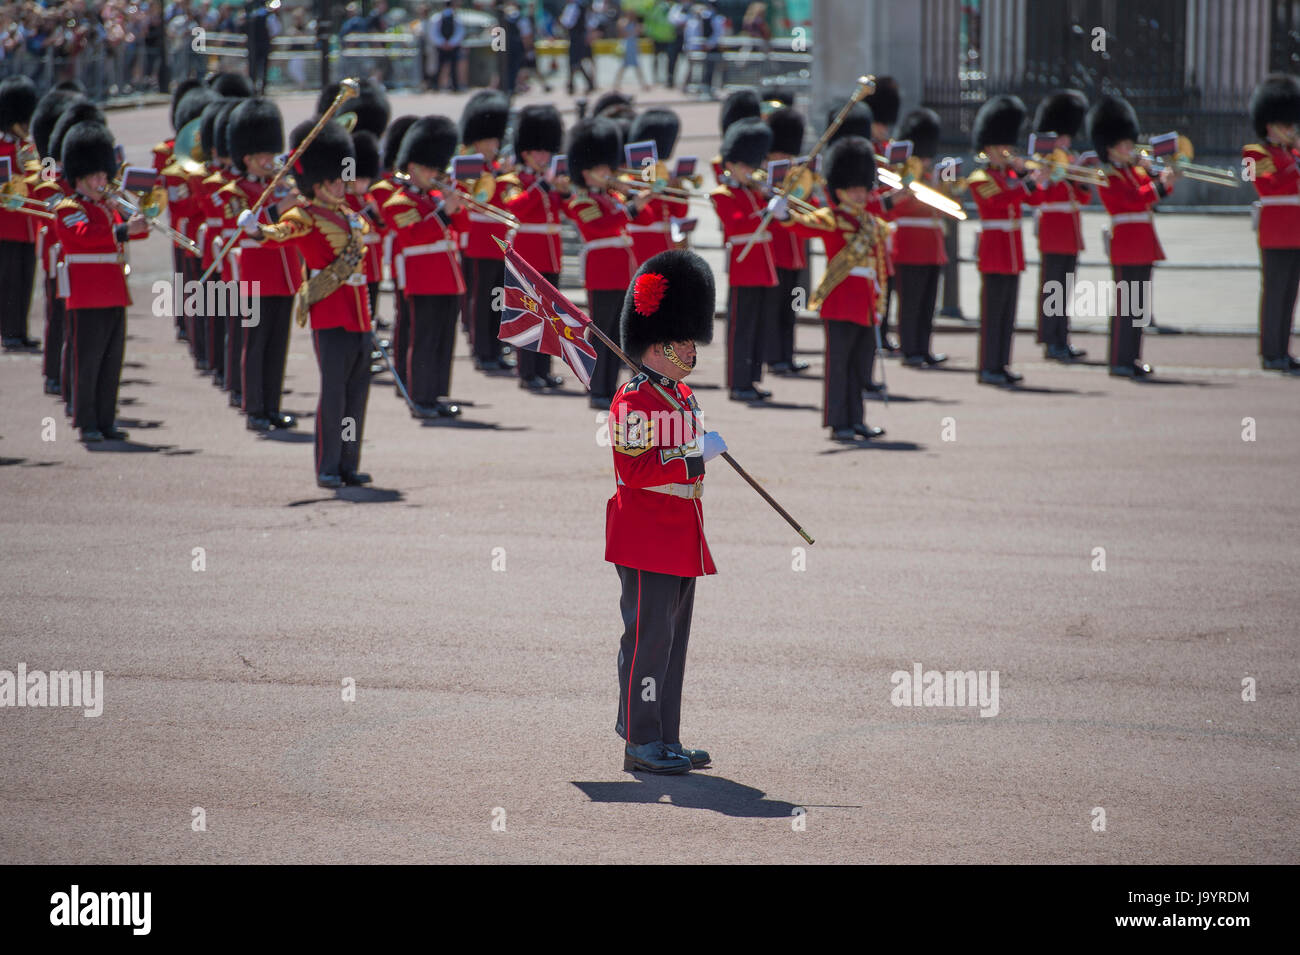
[584,235,633,251]
[514,222,563,234]
[176,216,190,234]
[644,481,703,500]
[309,267,368,286]
[402,240,456,257]
[728,231,771,244]
[459,232,469,248]
[893,217,943,229]
[627,221,672,233]
[1111,212,1153,225]
[978,220,1021,231]
[65,252,126,265]
[1037,202,1078,213]
[1259,195,1300,206]
[362,233,380,245]
[848,266,877,280]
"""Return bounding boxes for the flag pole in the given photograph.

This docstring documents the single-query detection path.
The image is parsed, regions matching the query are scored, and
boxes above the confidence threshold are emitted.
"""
[495,238,815,545]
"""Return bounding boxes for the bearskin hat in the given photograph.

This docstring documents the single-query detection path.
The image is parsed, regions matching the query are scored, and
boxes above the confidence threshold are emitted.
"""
[721,118,772,167]
[383,115,419,172]
[828,101,873,144]
[591,90,636,121]
[53,80,85,94]
[896,108,941,159]
[227,98,284,173]
[396,115,458,172]
[766,106,805,156]
[1086,94,1140,157]
[49,100,106,168]
[864,75,900,128]
[460,90,509,146]
[198,97,237,158]
[207,71,253,99]
[352,130,380,181]
[514,104,564,155]
[628,108,680,160]
[973,94,1027,152]
[214,99,242,160]
[32,89,83,158]
[62,121,118,184]
[567,117,622,181]
[720,88,761,132]
[0,76,38,133]
[320,78,391,139]
[175,85,217,137]
[169,77,204,132]
[289,118,354,195]
[825,134,877,194]
[762,86,797,110]
[1033,89,1089,138]
[1250,74,1300,139]
[620,249,715,359]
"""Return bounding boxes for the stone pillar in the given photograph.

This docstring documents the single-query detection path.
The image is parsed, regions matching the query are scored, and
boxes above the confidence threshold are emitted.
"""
[812,0,925,126]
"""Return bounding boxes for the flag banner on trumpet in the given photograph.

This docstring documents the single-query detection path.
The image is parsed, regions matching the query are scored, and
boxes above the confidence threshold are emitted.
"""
[451,153,485,182]
[497,239,598,390]
[1076,150,1100,166]
[767,158,791,188]
[1148,132,1181,157]
[1028,132,1058,155]
[886,140,913,164]
[121,166,161,195]
[625,140,657,171]
[673,156,697,179]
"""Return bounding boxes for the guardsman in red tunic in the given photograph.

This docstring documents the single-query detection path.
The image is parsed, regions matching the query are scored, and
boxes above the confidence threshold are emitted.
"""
[863,76,902,352]
[371,116,418,368]
[194,98,242,393]
[969,95,1047,385]
[216,97,300,432]
[608,249,724,774]
[710,88,761,183]
[454,91,515,371]
[761,105,812,376]
[1088,94,1176,379]
[502,104,567,391]
[158,84,214,348]
[241,119,374,489]
[0,76,40,351]
[564,116,652,408]
[152,78,202,339]
[381,115,466,420]
[1245,74,1300,373]
[625,109,691,266]
[53,120,148,442]
[887,108,949,367]
[346,131,385,336]
[1031,90,1092,362]
[711,118,778,401]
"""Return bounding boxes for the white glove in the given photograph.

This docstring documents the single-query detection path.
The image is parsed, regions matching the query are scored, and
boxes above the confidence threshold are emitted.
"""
[237,209,260,235]
[766,194,789,220]
[700,431,727,462]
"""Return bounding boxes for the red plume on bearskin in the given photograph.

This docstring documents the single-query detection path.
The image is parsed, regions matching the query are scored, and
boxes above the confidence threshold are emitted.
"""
[634,273,669,316]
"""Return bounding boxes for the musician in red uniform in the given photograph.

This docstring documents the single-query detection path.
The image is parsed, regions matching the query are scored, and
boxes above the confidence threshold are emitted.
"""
[194,98,241,392]
[0,76,40,351]
[241,119,374,489]
[158,84,215,354]
[710,88,761,182]
[152,78,202,340]
[762,105,812,375]
[886,108,949,367]
[1088,94,1176,379]
[216,97,300,432]
[863,77,902,353]
[625,108,691,265]
[564,116,652,408]
[607,249,724,774]
[53,120,148,442]
[711,118,779,401]
[381,115,466,420]
[1031,90,1092,362]
[968,94,1047,385]
[1245,74,1300,373]
[371,115,418,374]
[455,91,515,371]
[501,104,567,391]
[346,131,385,335]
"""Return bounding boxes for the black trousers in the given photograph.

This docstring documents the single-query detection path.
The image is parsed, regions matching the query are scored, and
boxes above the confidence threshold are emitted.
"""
[978,273,1019,375]
[0,240,37,340]
[465,256,505,363]
[224,313,244,394]
[43,276,64,382]
[171,246,188,335]
[436,46,461,91]
[896,263,941,359]
[1110,264,1150,369]
[241,296,292,417]
[391,288,409,385]
[368,281,380,328]
[880,274,895,343]
[1037,252,1076,348]
[209,297,226,380]
[517,269,556,381]
[407,293,459,404]
[181,257,207,367]
[726,284,768,391]
[824,319,872,430]
[567,48,594,94]
[614,564,696,746]
[1259,247,1300,361]
[312,327,371,477]
[70,306,125,432]
[589,288,626,400]
[764,266,799,367]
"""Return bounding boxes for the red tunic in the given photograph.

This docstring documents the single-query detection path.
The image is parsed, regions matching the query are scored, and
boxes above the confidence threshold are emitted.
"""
[967,167,1045,274]
[780,204,885,325]
[151,139,174,173]
[195,166,231,271]
[345,191,384,284]
[1097,163,1168,266]
[628,192,689,264]
[380,183,466,295]
[562,188,641,291]
[605,369,716,578]
[884,185,948,266]
[368,174,401,282]
[52,191,146,309]
[1243,142,1300,249]
[710,181,778,287]
[452,161,512,260]
[0,132,40,243]
[502,169,566,274]
[1034,166,1092,255]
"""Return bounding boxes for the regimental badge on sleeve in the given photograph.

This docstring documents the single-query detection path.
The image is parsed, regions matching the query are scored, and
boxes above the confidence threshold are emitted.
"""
[660,437,700,465]
[612,410,653,457]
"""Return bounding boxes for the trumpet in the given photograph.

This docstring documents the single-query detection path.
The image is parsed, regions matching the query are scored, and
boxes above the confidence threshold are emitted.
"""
[1,192,57,218]
[1137,134,1236,186]
[604,172,713,206]
[108,186,201,255]
[615,164,697,198]
[422,171,520,229]
[874,155,967,220]
[735,169,821,214]
[1023,147,1107,186]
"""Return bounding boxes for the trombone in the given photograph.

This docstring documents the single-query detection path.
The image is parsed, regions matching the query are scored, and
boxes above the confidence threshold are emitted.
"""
[1137,134,1236,186]
[603,171,714,206]
[1,192,56,219]
[107,181,201,255]
[420,171,520,228]
[874,155,967,220]
[736,169,821,215]
[1022,147,1106,186]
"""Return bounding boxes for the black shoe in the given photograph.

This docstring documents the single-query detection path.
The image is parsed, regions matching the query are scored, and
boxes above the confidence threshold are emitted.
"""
[246,415,272,432]
[268,412,297,429]
[44,377,60,395]
[1045,344,1069,361]
[375,317,391,330]
[790,358,810,372]
[1262,357,1290,371]
[1002,367,1023,383]
[410,403,441,419]
[317,472,343,489]
[1288,356,1300,372]
[103,427,129,441]
[229,392,242,408]
[978,370,1008,385]
[341,471,372,486]
[475,358,506,372]
[730,388,762,401]
[542,373,564,388]
[769,361,793,374]
[924,352,948,366]
[863,382,883,394]
[831,428,857,442]
[212,373,224,388]
[623,740,692,775]
[853,424,885,439]
[2,336,38,351]
[1133,361,1153,377]
[1109,364,1135,378]
[665,743,711,768]
[435,401,462,417]
[882,334,899,353]
[520,375,546,391]
[901,355,926,367]
[1066,344,1087,360]
[80,429,104,443]
[754,387,772,399]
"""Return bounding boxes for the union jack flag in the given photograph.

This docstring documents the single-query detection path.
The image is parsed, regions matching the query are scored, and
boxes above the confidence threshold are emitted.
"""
[497,240,599,389]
